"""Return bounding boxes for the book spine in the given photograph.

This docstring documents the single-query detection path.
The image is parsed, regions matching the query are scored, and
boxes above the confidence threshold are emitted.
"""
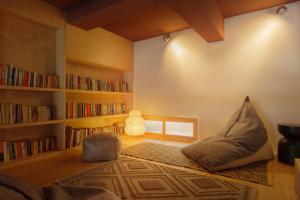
[65,102,126,119]
[0,142,3,162]
[0,137,57,162]
[65,73,129,93]
[0,103,55,125]
[0,63,60,89]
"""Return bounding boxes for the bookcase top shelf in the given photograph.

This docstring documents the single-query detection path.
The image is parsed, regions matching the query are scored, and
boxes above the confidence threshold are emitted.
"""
[65,114,129,123]
[0,151,62,170]
[0,86,133,96]
[0,114,130,129]
[0,120,65,129]
[0,85,63,92]
[65,89,133,96]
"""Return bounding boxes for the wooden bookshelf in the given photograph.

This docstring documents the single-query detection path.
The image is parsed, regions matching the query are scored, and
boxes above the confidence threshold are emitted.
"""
[0,3,65,162]
[64,36,134,138]
[65,89,133,96]
[0,2,133,164]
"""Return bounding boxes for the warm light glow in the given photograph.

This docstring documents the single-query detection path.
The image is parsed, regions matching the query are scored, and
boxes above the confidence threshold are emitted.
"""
[257,19,280,39]
[236,15,285,62]
[125,110,145,136]
[170,42,183,55]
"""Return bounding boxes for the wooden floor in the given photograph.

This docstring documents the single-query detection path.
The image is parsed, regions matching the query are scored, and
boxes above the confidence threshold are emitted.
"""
[0,136,297,200]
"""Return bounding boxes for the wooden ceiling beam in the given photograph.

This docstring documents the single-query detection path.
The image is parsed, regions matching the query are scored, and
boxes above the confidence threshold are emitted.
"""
[67,0,160,30]
[44,0,299,42]
[166,0,224,42]
[67,0,225,42]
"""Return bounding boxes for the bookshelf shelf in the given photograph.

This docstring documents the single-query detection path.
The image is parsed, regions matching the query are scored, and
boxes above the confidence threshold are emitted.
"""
[0,86,132,95]
[0,120,65,129]
[65,114,129,123]
[0,85,63,92]
[65,89,132,96]
[0,151,62,170]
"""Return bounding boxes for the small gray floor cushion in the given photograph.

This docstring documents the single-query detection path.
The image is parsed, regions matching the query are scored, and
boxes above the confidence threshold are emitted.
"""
[182,96,274,171]
[0,172,120,200]
[83,133,121,162]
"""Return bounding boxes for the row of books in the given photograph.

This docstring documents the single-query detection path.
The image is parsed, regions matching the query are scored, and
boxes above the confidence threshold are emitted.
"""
[0,64,60,88]
[65,123,125,148]
[0,137,56,162]
[66,73,128,92]
[66,103,126,119]
[0,103,56,125]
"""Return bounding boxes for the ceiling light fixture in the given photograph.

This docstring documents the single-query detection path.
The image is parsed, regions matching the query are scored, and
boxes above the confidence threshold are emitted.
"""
[162,33,171,42]
[276,5,287,15]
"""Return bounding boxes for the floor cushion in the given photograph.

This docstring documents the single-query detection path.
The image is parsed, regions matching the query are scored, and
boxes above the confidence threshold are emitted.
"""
[182,96,274,171]
[83,133,121,162]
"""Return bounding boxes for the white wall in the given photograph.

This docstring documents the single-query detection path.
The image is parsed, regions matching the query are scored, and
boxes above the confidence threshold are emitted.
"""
[134,2,300,147]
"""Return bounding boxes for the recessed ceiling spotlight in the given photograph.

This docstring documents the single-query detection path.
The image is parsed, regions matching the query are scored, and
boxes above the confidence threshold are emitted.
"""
[162,33,171,42]
[276,5,287,15]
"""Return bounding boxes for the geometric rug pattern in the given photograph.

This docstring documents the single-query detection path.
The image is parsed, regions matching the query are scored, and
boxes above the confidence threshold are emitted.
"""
[121,142,272,185]
[58,157,257,200]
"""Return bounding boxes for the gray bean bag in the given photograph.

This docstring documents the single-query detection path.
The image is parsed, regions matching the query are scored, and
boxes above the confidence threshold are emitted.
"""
[182,96,274,171]
[0,172,120,200]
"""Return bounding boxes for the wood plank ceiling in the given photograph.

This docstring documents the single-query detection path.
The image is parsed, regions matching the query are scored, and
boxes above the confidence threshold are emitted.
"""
[44,0,299,42]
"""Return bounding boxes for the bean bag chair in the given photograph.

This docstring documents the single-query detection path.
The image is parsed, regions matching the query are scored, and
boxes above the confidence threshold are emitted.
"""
[182,96,274,171]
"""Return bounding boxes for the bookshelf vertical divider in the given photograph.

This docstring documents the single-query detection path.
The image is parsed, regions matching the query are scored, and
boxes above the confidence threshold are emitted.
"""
[54,27,66,151]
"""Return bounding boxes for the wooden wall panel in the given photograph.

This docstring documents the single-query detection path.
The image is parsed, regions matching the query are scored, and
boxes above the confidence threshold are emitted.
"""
[66,24,133,71]
[0,0,64,29]
[66,61,124,81]
[0,12,57,74]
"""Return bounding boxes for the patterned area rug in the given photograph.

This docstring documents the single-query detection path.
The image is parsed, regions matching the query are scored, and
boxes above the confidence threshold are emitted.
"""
[58,157,257,200]
[121,142,272,186]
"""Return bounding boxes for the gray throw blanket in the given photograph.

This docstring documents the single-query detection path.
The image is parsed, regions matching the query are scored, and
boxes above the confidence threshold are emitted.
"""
[0,173,120,200]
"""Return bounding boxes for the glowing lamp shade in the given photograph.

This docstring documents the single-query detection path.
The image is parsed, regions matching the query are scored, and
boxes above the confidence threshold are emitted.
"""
[125,110,145,136]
